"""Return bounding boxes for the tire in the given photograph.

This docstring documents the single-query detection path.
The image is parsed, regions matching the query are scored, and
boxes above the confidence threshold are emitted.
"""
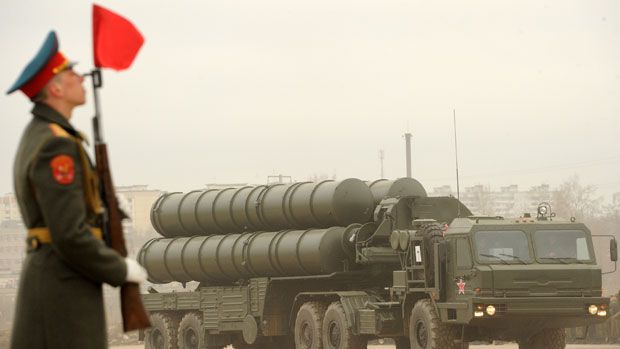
[146,313,178,349]
[416,224,445,287]
[518,328,566,349]
[409,299,463,349]
[321,302,366,349]
[295,301,327,349]
[178,312,217,349]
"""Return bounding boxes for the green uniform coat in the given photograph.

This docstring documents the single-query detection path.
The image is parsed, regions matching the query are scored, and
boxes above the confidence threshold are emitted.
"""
[10,103,127,349]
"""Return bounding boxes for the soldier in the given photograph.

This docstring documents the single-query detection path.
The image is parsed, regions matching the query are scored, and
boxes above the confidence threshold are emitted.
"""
[6,31,147,348]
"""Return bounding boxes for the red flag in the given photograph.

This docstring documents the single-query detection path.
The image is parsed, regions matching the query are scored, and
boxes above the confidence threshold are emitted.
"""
[93,4,144,70]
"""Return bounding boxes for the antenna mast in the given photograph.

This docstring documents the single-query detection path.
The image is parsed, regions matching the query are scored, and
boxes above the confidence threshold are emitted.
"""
[404,132,412,178]
[378,149,385,178]
[453,109,461,200]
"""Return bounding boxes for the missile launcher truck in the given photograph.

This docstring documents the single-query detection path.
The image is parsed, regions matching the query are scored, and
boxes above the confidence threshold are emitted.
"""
[138,178,618,349]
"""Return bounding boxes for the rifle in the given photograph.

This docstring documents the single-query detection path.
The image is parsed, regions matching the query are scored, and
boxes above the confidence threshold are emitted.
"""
[89,68,151,332]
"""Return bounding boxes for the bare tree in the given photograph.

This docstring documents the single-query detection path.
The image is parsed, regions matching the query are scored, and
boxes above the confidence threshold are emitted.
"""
[551,175,602,220]
[551,176,620,294]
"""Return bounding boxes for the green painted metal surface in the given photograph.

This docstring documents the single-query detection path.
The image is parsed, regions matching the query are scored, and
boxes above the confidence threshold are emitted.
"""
[138,225,359,283]
[150,178,375,237]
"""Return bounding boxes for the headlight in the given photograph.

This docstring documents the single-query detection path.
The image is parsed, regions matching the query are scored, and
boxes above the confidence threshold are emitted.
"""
[597,310,607,317]
[474,304,484,317]
[588,305,598,315]
[486,305,496,316]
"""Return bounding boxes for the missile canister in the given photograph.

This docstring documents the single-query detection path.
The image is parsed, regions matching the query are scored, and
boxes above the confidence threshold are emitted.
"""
[367,178,427,205]
[137,225,360,284]
[150,178,374,237]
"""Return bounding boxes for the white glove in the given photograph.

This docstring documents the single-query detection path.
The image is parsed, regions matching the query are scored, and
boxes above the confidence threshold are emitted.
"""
[125,258,148,284]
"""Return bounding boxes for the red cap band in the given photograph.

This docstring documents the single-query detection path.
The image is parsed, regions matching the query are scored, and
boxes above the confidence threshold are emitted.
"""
[20,51,69,99]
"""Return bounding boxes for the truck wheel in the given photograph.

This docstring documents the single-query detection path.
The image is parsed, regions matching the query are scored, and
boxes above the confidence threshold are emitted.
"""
[146,313,178,349]
[321,302,366,349]
[409,299,462,349]
[178,312,210,349]
[518,328,566,349]
[295,301,326,349]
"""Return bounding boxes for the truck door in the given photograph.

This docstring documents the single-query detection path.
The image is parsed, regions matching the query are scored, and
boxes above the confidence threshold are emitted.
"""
[449,236,474,301]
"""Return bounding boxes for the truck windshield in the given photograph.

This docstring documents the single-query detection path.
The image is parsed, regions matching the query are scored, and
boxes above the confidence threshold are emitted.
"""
[534,230,591,263]
[474,230,531,264]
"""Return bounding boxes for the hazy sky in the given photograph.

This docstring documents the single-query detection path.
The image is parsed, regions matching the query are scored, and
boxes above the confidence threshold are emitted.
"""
[1,0,619,200]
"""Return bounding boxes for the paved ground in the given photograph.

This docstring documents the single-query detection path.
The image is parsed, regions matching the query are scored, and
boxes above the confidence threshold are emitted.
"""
[111,344,620,349]
[465,345,620,349]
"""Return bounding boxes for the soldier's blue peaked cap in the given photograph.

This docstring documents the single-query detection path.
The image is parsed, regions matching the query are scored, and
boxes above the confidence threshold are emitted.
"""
[6,31,74,99]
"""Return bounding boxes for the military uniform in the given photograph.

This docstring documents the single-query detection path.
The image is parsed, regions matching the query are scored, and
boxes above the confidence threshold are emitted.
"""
[10,102,127,348]
[7,31,128,349]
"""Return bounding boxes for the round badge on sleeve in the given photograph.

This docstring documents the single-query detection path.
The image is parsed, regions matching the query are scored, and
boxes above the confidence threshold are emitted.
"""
[50,154,75,185]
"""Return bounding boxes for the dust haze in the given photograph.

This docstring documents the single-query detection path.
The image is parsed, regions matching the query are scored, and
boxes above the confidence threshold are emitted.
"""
[1,0,619,198]
[0,1,619,346]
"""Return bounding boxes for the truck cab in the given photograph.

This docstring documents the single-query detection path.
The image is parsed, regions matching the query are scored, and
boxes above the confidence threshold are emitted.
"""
[439,215,609,343]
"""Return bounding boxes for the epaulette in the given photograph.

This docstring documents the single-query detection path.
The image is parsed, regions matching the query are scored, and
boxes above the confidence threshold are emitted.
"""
[48,123,71,138]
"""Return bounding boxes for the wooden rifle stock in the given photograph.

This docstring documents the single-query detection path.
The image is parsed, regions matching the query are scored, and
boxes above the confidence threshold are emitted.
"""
[95,142,151,332]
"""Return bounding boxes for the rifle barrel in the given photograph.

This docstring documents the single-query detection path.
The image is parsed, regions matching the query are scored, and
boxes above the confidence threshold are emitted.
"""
[89,70,151,332]
[90,69,104,143]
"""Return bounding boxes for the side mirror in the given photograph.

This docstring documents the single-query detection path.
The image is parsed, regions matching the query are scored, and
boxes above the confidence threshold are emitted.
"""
[592,234,617,275]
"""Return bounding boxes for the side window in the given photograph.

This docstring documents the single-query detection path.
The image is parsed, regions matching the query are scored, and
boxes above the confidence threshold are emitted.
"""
[576,237,589,260]
[456,238,472,269]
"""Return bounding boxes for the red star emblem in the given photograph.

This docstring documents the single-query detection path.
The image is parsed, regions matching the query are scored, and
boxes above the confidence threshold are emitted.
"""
[457,279,466,295]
